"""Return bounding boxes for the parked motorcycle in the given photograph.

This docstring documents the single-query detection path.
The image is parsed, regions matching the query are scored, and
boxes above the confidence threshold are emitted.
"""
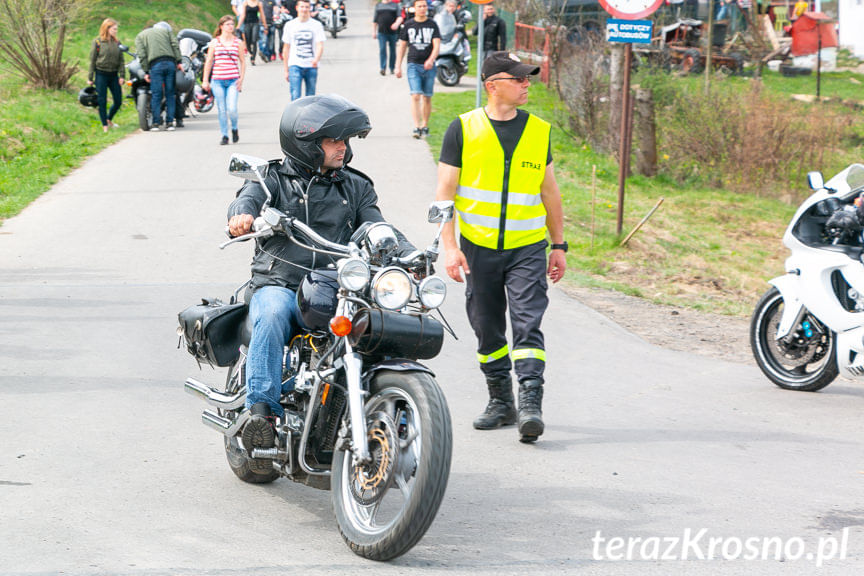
[316,0,347,38]
[434,5,472,86]
[179,153,454,560]
[751,164,864,391]
[178,28,213,115]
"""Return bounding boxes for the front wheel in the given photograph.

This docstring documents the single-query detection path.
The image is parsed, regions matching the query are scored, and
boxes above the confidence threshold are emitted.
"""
[136,91,151,131]
[436,64,460,86]
[332,370,452,561]
[750,287,838,391]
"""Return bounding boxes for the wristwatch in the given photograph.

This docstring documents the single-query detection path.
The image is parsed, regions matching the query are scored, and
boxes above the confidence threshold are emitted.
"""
[551,241,568,253]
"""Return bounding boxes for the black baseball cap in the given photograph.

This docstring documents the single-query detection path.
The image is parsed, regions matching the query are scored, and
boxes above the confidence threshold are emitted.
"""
[481,51,540,81]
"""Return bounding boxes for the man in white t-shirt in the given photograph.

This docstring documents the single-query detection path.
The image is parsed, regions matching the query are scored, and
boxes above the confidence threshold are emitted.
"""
[282,0,325,100]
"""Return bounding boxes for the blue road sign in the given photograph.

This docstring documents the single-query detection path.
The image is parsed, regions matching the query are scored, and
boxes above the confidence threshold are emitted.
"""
[606,19,653,44]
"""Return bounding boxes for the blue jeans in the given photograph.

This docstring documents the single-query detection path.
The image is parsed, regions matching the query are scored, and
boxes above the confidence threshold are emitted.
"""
[377,32,397,72]
[407,62,436,97]
[149,59,176,125]
[289,65,318,100]
[211,78,239,138]
[245,286,307,417]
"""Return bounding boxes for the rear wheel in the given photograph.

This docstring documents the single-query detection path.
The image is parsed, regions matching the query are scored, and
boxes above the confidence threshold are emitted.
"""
[222,359,279,483]
[332,370,452,561]
[137,92,151,131]
[750,287,838,391]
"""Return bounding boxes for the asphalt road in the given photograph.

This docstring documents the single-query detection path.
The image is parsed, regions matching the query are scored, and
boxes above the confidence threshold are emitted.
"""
[1,2,863,575]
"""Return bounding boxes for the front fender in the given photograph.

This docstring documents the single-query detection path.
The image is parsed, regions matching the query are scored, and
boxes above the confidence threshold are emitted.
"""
[768,274,805,340]
[364,358,435,379]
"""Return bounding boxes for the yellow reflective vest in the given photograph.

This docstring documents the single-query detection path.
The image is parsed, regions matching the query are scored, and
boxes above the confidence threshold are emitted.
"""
[455,108,550,251]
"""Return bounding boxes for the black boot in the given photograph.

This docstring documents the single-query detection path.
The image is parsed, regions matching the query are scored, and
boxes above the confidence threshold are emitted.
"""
[473,375,517,430]
[242,402,276,472]
[517,379,544,443]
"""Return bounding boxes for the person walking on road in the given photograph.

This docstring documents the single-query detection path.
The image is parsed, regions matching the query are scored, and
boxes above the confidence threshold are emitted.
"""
[134,21,182,131]
[88,18,126,133]
[282,0,326,100]
[373,0,403,76]
[395,0,440,139]
[238,0,268,65]
[202,15,247,145]
[433,51,568,444]
[474,3,506,54]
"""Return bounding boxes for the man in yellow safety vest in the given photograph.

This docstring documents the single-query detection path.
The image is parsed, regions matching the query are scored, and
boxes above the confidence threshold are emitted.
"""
[433,51,567,443]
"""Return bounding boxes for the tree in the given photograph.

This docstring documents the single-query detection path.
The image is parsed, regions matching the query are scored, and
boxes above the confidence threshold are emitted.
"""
[0,0,92,90]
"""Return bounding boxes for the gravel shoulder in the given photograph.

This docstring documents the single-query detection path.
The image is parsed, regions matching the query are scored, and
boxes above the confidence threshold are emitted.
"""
[563,285,753,365]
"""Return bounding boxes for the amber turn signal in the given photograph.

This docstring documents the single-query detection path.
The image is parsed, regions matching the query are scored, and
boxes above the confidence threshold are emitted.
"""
[330,315,352,336]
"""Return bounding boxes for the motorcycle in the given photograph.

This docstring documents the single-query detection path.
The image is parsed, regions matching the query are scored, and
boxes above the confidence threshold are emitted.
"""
[316,0,347,38]
[750,164,864,391]
[178,28,213,115]
[434,4,472,86]
[179,153,454,560]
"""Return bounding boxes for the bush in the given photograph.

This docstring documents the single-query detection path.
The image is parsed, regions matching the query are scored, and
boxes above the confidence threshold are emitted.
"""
[653,79,855,197]
[0,0,90,89]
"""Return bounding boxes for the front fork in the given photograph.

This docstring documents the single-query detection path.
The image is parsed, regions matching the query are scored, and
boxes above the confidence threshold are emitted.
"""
[336,299,371,464]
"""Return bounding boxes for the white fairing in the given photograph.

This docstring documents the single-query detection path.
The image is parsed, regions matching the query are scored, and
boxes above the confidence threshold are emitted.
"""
[770,163,864,378]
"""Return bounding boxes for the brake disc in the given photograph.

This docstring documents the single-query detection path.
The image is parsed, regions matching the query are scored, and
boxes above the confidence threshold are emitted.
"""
[348,411,399,506]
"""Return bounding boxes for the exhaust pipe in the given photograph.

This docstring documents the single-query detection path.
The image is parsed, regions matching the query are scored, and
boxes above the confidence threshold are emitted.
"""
[185,378,246,410]
[202,409,250,436]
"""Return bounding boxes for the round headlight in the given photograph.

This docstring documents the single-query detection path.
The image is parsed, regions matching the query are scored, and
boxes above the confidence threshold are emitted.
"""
[337,258,370,292]
[372,268,412,310]
[418,276,446,309]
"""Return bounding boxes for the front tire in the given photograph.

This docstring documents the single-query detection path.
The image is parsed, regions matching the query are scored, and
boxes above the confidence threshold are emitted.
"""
[750,287,838,391]
[137,91,151,131]
[436,64,460,86]
[332,370,452,561]
[222,358,279,483]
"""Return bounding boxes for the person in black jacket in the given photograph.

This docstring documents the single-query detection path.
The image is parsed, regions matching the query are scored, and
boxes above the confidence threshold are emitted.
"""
[473,3,506,55]
[227,95,416,468]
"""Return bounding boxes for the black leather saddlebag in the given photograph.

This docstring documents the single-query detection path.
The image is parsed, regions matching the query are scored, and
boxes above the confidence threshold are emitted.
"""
[178,298,248,367]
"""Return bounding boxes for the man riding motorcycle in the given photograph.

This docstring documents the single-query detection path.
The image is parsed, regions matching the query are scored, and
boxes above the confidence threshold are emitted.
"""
[226,94,416,472]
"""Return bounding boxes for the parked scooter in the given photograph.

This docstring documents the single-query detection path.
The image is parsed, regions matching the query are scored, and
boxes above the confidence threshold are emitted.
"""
[316,0,347,38]
[751,164,864,391]
[434,3,471,86]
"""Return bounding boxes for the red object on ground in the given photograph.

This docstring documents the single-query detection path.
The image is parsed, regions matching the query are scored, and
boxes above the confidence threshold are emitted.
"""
[790,12,838,57]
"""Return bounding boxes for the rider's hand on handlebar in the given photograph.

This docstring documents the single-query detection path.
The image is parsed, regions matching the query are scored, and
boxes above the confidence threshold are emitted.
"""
[228,214,255,237]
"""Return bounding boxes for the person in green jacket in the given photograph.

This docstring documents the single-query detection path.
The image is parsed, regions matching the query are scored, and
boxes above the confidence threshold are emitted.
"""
[134,21,182,131]
[88,18,126,133]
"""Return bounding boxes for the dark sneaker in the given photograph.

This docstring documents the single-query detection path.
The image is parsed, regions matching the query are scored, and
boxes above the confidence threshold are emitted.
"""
[420,126,429,137]
[175,119,184,128]
[150,124,160,132]
[220,136,229,145]
[412,128,421,139]
[232,129,239,143]
[380,69,385,76]
[166,123,176,132]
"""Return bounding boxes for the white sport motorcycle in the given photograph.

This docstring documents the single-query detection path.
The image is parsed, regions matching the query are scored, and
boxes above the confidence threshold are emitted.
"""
[751,164,864,391]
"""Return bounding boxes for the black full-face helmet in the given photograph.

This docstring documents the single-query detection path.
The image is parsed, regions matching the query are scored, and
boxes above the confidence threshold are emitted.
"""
[78,86,98,107]
[279,94,372,172]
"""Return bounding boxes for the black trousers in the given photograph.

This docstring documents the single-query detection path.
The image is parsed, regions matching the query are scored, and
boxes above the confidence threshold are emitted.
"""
[94,70,122,126]
[461,237,549,384]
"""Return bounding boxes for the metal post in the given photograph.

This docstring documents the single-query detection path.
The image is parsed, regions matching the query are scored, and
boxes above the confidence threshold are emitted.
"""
[705,0,714,94]
[476,9,485,109]
[817,24,822,99]
[616,43,632,236]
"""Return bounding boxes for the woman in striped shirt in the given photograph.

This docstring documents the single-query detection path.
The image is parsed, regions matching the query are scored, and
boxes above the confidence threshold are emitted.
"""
[202,15,248,145]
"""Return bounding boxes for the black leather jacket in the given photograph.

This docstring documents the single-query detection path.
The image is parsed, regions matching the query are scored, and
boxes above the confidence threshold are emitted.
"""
[228,157,415,292]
